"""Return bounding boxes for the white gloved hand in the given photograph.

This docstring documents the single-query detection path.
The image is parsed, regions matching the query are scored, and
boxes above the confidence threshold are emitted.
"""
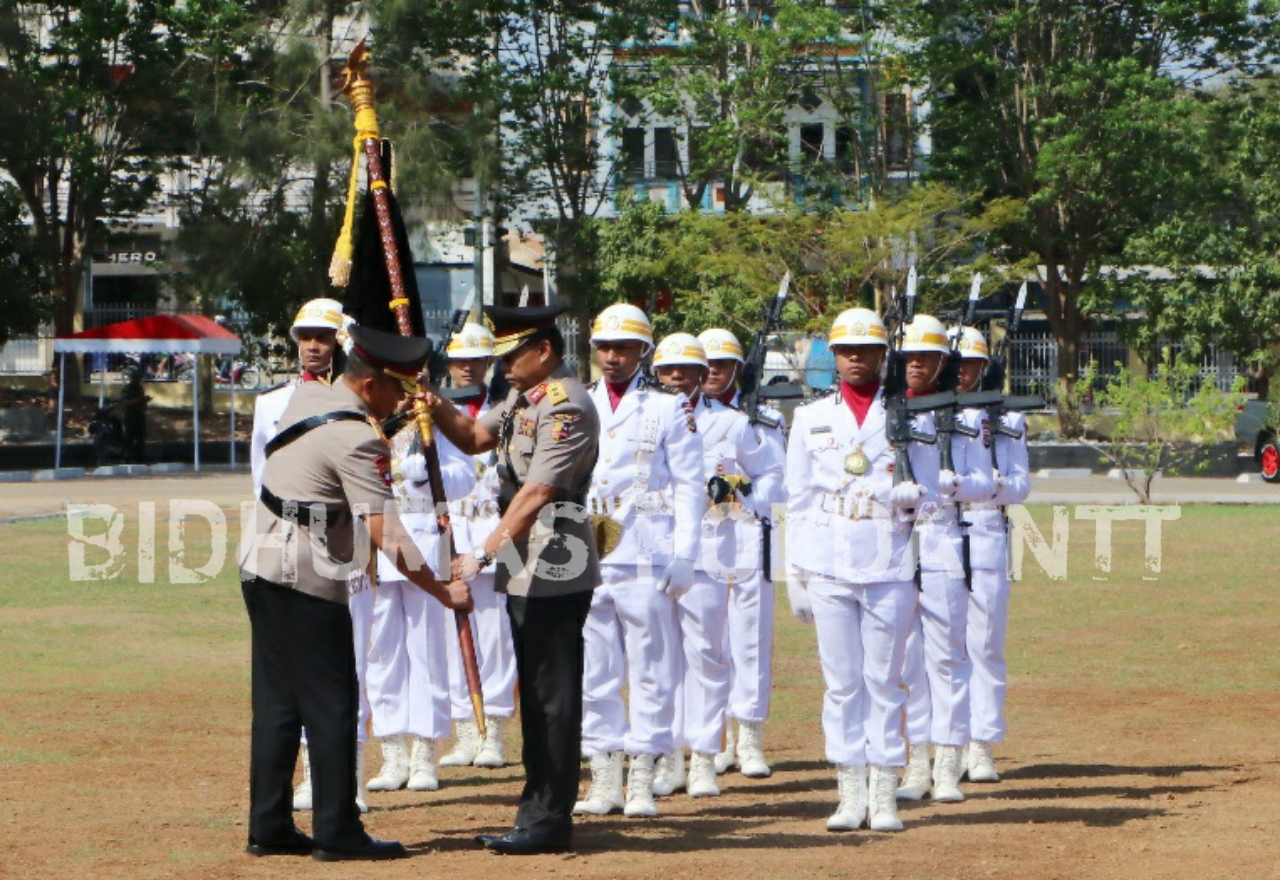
[889,481,925,510]
[655,558,696,599]
[401,453,428,483]
[937,469,961,497]
[785,571,814,625]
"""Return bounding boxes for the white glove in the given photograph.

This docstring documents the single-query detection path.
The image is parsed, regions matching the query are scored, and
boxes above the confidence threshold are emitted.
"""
[655,558,696,599]
[889,481,925,510]
[937,469,961,497]
[785,572,814,625]
[401,453,428,483]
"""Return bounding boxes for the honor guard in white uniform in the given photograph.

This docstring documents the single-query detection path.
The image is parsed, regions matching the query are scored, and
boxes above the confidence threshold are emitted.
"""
[649,333,784,798]
[784,308,932,834]
[954,327,1030,783]
[895,316,994,805]
[698,328,788,779]
[574,305,707,819]
[437,323,519,769]
[362,412,476,794]
[248,298,366,813]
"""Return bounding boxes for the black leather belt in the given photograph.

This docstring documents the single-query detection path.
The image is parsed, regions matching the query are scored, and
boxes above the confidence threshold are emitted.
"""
[259,485,341,528]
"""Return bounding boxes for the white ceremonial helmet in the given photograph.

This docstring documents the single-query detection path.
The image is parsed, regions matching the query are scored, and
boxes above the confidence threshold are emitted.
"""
[446,322,496,360]
[653,332,708,369]
[955,326,990,361]
[899,314,951,355]
[697,328,746,363]
[290,298,345,340]
[591,303,654,348]
[828,308,889,347]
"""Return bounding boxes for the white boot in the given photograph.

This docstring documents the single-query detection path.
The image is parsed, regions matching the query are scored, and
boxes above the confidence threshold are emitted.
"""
[292,744,313,811]
[407,736,439,791]
[736,720,772,778]
[366,734,410,791]
[473,716,506,768]
[652,752,686,796]
[624,754,659,818]
[967,740,1000,783]
[713,719,737,775]
[355,743,368,813]
[687,752,721,798]
[439,720,481,767]
[932,744,966,802]
[826,763,867,831]
[868,765,904,831]
[896,742,931,801]
[573,751,624,815]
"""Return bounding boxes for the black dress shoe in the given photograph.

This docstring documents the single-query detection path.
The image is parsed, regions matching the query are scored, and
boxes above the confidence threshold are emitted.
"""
[246,830,314,856]
[312,836,407,862]
[486,827,572,856]
[475,828,519,847]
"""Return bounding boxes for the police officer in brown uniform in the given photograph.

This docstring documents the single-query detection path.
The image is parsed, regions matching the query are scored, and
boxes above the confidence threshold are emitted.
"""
[239,324,472,862]
[424,305,601,856]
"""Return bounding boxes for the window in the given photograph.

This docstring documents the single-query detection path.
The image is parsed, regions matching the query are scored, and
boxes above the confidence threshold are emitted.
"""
[621,127,646,181]
[835,126,857,173]
[883,92,910,169]
[654,127,679,179]
[800,123,825,164]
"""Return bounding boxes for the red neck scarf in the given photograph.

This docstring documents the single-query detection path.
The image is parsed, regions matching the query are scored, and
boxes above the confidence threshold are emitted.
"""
[300,367,331,384]
[841,380,880,426]
[606,379,632,412]
[465,385,486,419]
[718,389,737,407]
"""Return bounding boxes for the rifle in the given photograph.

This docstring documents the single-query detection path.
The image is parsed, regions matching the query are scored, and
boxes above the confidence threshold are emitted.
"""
[740,272,802,429]
[335,40,487,739]
[978,280,1046,468]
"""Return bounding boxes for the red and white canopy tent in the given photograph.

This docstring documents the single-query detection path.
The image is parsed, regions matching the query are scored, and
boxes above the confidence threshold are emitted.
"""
[53,315,243,472]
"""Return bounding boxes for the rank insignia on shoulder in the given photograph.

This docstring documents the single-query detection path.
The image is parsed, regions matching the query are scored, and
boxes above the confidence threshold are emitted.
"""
[546,381,568,405]
[518,417,537,438]
[527,383,548,404]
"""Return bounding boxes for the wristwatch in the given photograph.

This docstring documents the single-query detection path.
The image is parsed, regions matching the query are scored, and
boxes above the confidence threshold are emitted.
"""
[472,546,495,568]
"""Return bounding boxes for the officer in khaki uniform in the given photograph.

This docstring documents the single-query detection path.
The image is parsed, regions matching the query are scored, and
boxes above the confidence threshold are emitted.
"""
[239,324,472,862]
[423,304,601,856]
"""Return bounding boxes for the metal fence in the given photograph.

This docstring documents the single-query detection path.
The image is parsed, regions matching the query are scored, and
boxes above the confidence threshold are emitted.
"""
[1006,331,1130,400]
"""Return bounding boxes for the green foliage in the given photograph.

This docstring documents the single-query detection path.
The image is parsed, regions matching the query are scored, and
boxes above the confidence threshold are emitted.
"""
[595,183,1023,341]
[0,182,49,345]
[1080,359,1245,502]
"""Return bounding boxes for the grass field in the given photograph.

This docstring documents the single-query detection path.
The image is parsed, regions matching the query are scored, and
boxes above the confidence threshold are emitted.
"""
[3,503,1279,879]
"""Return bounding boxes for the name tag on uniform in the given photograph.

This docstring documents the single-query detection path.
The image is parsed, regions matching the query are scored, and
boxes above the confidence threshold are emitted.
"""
[810,425,832,433]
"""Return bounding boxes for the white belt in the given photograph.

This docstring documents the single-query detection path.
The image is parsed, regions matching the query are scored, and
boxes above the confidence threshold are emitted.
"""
[818,491,891,521]
[966,501,1002,512]
[591,490,672,517]
[915,503,959,527]
[448,499,500,520]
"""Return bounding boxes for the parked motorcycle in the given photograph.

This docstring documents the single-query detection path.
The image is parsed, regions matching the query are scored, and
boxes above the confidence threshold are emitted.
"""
[88,403,127,466]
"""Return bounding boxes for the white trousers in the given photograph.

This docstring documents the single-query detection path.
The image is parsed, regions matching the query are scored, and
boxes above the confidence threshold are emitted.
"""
[364,579,451,740]
[670,574,731,755]
[901,570,972,747]
[581,566,678,757]
[808,578,915,767]
[966,568,1010,742]
[722,570,775,724]
[445,571,517,720]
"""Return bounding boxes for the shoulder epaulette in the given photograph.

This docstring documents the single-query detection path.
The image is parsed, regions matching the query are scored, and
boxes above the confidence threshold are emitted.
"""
[546,380,568,405]
[798,387,837,407]
[260,380,290,394]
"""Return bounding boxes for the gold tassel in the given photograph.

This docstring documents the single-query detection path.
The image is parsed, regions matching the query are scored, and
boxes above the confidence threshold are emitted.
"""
[329,99,380,288]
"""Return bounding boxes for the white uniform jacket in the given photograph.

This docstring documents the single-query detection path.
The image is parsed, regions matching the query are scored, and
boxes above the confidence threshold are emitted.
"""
[250,380,298,495]
[446,392,503,557]
[913,404,995,573]
[785,388,931,584]
[375,422,477,582]
[586,373,706,567]
[965,410,1032,571]
[692,395,784,577]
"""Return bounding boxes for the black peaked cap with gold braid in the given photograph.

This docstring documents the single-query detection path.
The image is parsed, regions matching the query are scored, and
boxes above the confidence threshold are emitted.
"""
[483,304,568,357]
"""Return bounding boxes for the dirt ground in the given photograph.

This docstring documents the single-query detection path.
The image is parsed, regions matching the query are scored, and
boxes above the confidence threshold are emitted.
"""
[3,504,1279,880]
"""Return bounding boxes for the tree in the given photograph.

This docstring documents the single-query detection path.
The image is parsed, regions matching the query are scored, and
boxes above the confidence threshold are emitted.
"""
[596,183,1023,341]
[0,1,199,393]
[0,182,48,346]
[1101,79,1280,400]
[895,0,1275,435]
[1079,360,1244,503]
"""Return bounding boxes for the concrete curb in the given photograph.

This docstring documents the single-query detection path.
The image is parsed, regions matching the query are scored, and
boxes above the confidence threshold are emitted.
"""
[1034,468,1093,479]
[92,464,151,477]
[31,467,86,481]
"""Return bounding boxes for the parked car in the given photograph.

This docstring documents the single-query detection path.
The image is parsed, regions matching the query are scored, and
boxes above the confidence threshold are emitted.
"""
[1235,399,1278,483]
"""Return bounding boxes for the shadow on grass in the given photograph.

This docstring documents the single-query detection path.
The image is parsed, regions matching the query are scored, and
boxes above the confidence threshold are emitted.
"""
[1002,762,1233,781]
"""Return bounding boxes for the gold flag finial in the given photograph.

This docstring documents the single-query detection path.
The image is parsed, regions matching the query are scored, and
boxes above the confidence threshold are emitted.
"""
[330,38,381,288]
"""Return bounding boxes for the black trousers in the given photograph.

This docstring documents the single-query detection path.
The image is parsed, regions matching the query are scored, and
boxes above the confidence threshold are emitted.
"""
[241,576,366,848]
[506,591,593,839]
